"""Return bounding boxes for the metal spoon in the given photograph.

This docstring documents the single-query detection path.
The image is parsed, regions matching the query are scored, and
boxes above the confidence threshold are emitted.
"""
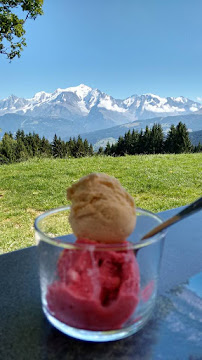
[141,196,202,241]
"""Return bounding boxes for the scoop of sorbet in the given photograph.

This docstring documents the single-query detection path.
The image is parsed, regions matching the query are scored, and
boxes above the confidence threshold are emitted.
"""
[47,239,140,330]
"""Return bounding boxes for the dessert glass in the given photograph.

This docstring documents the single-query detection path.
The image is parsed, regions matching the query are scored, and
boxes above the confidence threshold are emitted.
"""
[34,206,166,342]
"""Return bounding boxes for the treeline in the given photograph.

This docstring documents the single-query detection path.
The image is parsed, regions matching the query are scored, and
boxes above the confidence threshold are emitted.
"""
[0,122,201,165]
[0,130,93,164]
[101,122,202,156]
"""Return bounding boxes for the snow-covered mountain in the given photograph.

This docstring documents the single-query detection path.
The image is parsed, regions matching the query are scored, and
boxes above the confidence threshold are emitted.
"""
[0,84,202,140]
[0,84,201,120]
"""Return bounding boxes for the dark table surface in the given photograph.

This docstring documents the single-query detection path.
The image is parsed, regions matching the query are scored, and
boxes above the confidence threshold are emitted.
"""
[0,207,202,360]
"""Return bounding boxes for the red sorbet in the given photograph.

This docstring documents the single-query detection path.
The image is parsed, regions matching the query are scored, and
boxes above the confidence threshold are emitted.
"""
[47,239,140,330]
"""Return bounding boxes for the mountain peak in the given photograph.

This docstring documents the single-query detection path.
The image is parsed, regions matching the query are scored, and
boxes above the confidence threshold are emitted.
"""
[51,84,93,100]
[170,96,187,103]
[65,84,93,98]
[8,94,18,100]
[32,91,51,102]
[142,93,167,101]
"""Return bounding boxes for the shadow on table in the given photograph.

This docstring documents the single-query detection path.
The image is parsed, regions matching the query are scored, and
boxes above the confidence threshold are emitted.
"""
[1,303,160,360]
[2,286,202,360]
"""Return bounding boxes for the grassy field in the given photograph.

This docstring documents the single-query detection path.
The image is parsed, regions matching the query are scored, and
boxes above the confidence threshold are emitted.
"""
[0,153,202,254]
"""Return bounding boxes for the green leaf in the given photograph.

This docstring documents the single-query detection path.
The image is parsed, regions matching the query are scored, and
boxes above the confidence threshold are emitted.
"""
[0,0,44,60]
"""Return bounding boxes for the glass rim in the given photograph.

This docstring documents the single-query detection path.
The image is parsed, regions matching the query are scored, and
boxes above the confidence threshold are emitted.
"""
[34,205,166,251]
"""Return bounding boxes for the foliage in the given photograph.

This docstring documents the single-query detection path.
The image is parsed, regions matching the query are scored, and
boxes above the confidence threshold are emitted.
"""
[0,122,201,165]
[97,146,104,155]
[0,0,43,60]
[0,130,94,164]
[165,122,192,153]
[103,122,202,156]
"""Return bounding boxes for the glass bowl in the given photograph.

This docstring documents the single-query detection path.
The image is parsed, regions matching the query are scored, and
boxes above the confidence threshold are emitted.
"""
[34,206,165,342]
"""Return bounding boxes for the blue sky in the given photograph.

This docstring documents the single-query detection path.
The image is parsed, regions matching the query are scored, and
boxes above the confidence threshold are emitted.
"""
[1,0,202,101]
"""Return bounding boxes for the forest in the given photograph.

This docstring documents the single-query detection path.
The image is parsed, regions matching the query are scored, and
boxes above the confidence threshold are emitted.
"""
[0,122,201,164]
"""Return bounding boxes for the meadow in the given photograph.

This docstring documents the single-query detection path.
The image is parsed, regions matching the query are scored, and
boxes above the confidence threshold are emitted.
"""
[0,153,201,254]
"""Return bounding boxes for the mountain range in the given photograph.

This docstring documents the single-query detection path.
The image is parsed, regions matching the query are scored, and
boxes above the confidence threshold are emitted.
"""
[1,84,202,146]
[78,114,202,150]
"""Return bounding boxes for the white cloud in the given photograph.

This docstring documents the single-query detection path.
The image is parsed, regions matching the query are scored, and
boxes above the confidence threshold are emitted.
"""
[196,97,202,102]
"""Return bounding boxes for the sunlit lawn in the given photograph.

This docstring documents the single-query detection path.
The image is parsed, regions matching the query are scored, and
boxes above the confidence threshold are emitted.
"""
[0,153,201,253]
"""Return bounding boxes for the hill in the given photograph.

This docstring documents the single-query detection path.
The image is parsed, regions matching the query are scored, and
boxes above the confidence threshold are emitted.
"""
[0,154,201,253]
[79,114,202,149]
[189,130,202,146]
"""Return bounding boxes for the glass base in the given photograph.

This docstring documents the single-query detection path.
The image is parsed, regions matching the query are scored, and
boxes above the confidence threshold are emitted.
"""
[43,305,154,342]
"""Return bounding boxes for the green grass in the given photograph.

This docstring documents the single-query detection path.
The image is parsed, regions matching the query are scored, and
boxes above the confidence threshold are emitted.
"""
[0,153,202,254]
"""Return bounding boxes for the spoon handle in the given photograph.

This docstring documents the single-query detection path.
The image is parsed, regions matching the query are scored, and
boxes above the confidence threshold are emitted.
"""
[177,196,202,218]
[141,197,202,240]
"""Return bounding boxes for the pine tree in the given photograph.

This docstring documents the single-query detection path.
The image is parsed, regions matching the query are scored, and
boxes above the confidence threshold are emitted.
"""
[40,136,51,156]
[116,136,125,156]
[175,122,192,153]
[70,137,78,157]
[75,135,85,157]
[52,135,64,158]
[194,142,202,152]
[29,132,41,156]
[8,131,13,139]
[24,133,33,157]
[124,130,132,154]
[15,129,23,141]
[57,137,63,158]
[64,141,71,157]
[142,126,151,154]
[0,133,16,163]
[104,141,111,155]
[164,125,177,153]
[83,139,90,156]
[52,134,59,158]
[137,129,144,154]
[150,124,164,154]
[88,144,94,156]
[61,140,68,158]
[110,143,117,156]
[68,137,74,157]
[15,138,28,161]
[131,130,139,154]
[97,146,104,155]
